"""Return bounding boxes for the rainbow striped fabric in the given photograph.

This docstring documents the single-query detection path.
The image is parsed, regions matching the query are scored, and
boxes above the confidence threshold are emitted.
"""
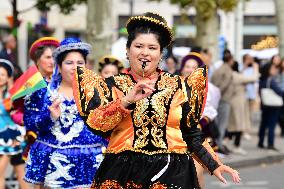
[9,65,47,101]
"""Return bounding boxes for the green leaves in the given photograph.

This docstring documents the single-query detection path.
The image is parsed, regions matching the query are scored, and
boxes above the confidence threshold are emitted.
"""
[36,0,87,14]
[149,0,240,20]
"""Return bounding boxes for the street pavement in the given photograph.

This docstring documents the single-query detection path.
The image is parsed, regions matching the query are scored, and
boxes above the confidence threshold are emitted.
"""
[205,161,284,189]
[5,122,284,188]
[220,125,284,168]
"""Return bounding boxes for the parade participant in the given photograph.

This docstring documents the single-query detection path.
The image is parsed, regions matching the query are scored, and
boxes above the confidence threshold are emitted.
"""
[0,59,28,189]
[24,38,108,188]
[180,52,221,189]
[14,37,60,160]
[29,37,60,82]
[98,55,124,78]
[74,12,240,188]
[0,34,22,79]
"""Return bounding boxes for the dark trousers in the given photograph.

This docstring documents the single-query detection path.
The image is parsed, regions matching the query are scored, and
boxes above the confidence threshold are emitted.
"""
[278,107,284,136]
[226,131,242,147]
[258,107,281,147]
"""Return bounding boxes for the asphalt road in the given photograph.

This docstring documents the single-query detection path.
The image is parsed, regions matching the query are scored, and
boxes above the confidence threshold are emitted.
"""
[205,161,284,189]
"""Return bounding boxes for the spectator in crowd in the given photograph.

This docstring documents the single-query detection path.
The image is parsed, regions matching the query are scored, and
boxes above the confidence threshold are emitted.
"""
[227,61,259,155]
[165,55,179,75]
[242,54,259,140]
[180,52,221,189]
[276,58,284,137]
[212,52,235,155]
[258,63,283,151]
[0,34,22,79]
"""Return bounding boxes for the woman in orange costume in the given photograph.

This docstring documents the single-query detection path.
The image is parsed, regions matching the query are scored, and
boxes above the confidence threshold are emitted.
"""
[74,12,240,188]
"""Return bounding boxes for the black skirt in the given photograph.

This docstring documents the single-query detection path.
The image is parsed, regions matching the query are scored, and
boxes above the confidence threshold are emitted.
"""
[92,151,200,189]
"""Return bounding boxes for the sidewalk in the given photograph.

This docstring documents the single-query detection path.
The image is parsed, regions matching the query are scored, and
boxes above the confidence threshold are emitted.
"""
[220,126,284,168]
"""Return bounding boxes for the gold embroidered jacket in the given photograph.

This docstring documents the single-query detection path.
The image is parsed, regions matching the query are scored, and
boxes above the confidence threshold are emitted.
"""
[73,65,220,173]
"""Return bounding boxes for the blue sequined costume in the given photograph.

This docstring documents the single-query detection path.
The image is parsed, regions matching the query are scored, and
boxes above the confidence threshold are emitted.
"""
[24,38,108,188]
[24,85,108,188]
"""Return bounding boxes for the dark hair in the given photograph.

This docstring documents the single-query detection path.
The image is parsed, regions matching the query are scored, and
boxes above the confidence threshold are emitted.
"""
[242,54,250,62]
[126,26,165,52]
[232,61,239,72]
[0,63,13,77]
[34,45,56,62]
[260,63,273,80]
[223,53,233,63]
[190,46,202,53]
[126,13,169,52]
[223,49,231,56]
[56,50,87,67]
[99,62,123,73]
[0,64,9,99]
[166,56,178,65]
[271,54,280,64]
[202,48,209,54]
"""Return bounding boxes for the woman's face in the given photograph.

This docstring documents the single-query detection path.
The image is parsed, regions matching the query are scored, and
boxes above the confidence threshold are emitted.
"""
[127,33,162,77]
[272,55,281,66]
[0,67,9,88]
[270,64,279,76]
[166,57,176,70]
[181,59,198,77]
[60,52,85,85]
[101,64,119,79]
[37,48,54,77]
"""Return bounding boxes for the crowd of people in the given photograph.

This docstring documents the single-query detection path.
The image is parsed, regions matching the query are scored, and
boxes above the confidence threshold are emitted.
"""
[164,47,284,157]
[3,11,284,189]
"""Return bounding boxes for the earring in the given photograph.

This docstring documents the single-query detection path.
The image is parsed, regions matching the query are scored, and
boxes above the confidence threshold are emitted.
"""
[126,53,129,60]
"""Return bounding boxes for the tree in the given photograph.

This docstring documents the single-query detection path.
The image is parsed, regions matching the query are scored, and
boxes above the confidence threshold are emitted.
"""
[35,0,113,72]
[86,0,113,72]
[150,0,239,61]
[275,0,284,57]
[35,0,87,14]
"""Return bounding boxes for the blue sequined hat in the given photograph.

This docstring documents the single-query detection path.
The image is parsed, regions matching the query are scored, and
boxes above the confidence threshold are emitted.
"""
[49,38,91,91]
[53,38,91,63]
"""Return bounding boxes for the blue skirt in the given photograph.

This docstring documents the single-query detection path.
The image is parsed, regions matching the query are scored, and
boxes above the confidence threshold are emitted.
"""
[24,141,105,188]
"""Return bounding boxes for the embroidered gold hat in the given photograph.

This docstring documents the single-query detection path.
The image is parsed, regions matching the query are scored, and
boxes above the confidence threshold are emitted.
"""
[98,55,124,72]
[126,12,173,47]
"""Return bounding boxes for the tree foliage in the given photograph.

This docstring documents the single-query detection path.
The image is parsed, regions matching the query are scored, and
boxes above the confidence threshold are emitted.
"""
[35,0,87,14]
[150,0,239,20]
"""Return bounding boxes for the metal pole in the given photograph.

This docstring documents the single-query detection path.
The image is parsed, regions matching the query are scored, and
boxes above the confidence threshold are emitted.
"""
[130,0,134,16]
[12,0,18,65]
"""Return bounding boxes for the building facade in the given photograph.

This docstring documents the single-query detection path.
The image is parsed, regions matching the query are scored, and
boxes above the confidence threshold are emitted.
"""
[0,0,276,69]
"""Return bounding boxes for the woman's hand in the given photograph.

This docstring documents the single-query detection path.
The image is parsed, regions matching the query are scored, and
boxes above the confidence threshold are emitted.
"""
[122,81,155,107]
[48,98,61,120]
[213,164,241,184]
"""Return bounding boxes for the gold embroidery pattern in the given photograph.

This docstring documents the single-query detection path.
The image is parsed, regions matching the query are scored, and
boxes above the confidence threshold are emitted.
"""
[114,74,135,94]
[91,180,123,189]
[105,147,187,155]
[133,98,150,149]
[150,73,179,149]
[150,182,168,189]
[87,99,130,132]
[92,180,144,189]
[186,67,207,127]
[78,67,110,111]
